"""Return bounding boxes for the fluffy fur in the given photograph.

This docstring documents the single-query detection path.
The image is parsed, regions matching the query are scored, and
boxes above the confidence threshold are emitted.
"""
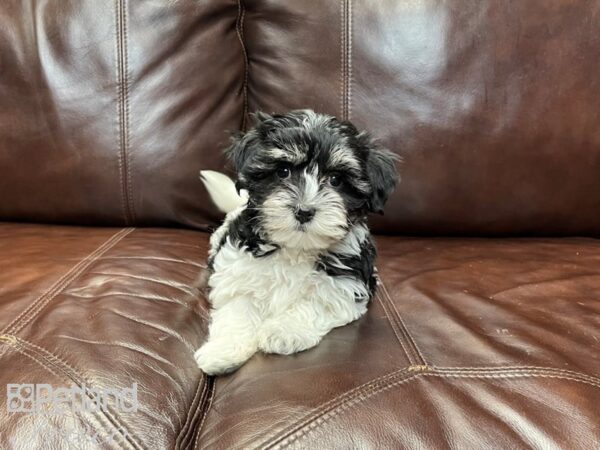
[195,110,398,375]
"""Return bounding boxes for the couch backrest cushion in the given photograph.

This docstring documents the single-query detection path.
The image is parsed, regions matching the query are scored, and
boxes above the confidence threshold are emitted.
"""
[244,0,600,235]
[0,0,242,228]
[2,1,600,235]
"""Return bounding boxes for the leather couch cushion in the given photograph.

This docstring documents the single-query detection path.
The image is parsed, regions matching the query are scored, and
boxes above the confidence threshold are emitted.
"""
[1,225,598,448]
[0,0,242,229]
[4,1,600,236]
[0,223,209,449]
[196,235,600,448]
[245,0,600,235]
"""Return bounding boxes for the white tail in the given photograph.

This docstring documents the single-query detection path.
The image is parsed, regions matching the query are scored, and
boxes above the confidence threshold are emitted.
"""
[199,170,247,214]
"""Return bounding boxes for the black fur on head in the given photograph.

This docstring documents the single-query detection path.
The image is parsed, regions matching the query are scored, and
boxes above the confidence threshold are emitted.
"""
[224,109,398,250]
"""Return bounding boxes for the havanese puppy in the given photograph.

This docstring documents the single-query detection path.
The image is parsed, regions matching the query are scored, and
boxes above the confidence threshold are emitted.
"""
[195,109,398,375]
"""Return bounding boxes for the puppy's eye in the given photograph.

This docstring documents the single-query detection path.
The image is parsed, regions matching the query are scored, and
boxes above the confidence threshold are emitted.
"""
[276,167,291,179]
[329,173,342,187]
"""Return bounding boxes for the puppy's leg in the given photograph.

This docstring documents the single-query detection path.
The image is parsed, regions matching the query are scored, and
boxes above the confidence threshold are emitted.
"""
[258,312,323,356]
[258,301,367,356]
[194,298,260,375]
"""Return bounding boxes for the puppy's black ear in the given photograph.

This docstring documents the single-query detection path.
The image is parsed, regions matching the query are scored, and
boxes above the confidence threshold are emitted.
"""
[225,131,255,174]
[361,134,399,214]
[227,112,270,173]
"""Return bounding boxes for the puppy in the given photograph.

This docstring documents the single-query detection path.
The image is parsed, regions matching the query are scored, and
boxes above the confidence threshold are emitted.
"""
[195,110,398,375]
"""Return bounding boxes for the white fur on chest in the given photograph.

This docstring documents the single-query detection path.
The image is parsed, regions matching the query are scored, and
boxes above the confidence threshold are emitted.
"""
[209,239,367,320]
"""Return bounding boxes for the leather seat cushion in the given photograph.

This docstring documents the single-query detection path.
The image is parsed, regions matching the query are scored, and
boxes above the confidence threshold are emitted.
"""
[0,223,209,449]
[197,236,600,448]
[1,224,598,448]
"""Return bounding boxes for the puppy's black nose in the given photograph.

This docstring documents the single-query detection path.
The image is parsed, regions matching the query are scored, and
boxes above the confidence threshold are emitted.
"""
[295,207,315,224]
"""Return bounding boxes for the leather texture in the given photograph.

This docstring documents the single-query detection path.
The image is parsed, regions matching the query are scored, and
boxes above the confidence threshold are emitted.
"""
[2,1,600,234]
[197,236,600,448]
[0,223,210,449]
[1,225,598,448]
[1,1,600,449]
[245,0,600,235]
[0,0,242,229]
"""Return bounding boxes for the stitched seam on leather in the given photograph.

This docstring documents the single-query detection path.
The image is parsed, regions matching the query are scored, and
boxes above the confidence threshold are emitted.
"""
[272,366,600,448]
[10,336,144,448]
[115,0,127,224]
[339,0,345,120]
[185,377,208,450]
[277,375,423,449]
[193,376,215,450]
[0,335,144,450]
[379,278,427,365]
[0,337,62,380]
[236,0,249,131]
[347,0,353,121]
[175,375,206,449]
[375,290,414,365]
[0,338,118,448]
[123,0,135,224]
[116,0,135,224]
[425,372,600,389]
[260,366,415,449]
[376,279,418,364]
[430,366,600,386]
[340,0,351,120]
[4,229,133,334]
[2,228,134,336]
[266,368,424,449]
[439,365,598,379]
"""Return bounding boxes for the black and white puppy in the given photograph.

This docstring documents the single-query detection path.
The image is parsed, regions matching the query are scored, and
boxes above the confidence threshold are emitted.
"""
[195,109,398,375]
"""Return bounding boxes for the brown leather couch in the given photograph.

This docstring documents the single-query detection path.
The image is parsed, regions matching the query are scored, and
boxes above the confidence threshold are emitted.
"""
[1,1,599,448]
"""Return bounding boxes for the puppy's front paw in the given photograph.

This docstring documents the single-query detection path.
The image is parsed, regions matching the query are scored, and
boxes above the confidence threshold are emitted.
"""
[194,340,256,376]
[258,322,322,355]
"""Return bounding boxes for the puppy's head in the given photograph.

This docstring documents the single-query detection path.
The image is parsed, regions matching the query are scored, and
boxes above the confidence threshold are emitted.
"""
[227,110,398,251]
